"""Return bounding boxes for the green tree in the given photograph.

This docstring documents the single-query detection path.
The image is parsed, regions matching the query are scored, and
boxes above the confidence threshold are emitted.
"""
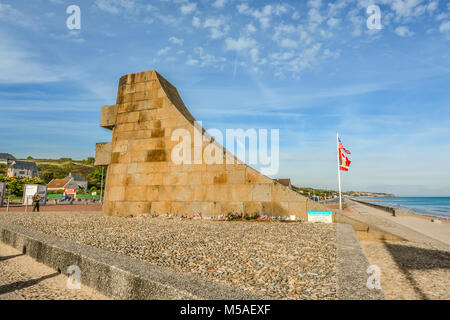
[0,177,45,196]
[83,157,95,165]
[89,167,106,189]
[62,162,74,172]
[40,171,54,183]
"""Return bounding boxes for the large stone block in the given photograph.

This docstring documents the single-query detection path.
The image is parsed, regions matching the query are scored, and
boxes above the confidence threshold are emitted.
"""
[100,105,118,129]
[252,184,272,201]
[95,142,112,166]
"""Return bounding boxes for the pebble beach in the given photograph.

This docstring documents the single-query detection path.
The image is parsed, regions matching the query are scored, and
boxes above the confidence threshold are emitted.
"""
[0,211,337,300]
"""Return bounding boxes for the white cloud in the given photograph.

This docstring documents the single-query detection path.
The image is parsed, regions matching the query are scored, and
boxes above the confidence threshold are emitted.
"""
[246,24,257,34]
[213,0,228,9]
[209,28,229,39]
[327,18,340,28]
[204,17,226,28]
[157,46,170,55]
[192,16,201,27]
[307,0,322,9]
[308,8,324,25]
[273,23,297,42]
[0,2,33,27]
[203,16,230,39]
[186,57,199,66]
[440,21,450,33]
[280,38,298,48]
[236,3,289,29]
[225,36,258,51]
[95,0,138,15]
[180,2,197,15]
[156,14,179,26]
[348,8,364,36]
[390,0,426,19]
[237,3,249,14]
[427,1,439,14]
[436,13,448,21]
[186,47,226,68]
[270,52,295,61]
[288,43,322,73]
[0,32,65,83]
[169,36,184,46]
[394,25,414,36]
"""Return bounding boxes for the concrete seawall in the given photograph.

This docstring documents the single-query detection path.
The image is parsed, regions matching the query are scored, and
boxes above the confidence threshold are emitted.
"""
[351,198,409,217]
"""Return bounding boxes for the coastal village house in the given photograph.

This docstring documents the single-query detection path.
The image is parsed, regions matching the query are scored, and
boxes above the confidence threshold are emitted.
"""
[63,173,88,192]
[0,153,16,165]
[7,160,39,178]
[47,178,79,192]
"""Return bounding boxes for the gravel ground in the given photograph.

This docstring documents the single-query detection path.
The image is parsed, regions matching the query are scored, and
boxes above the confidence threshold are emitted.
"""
[0,241,109,300]
[0,212,337,300]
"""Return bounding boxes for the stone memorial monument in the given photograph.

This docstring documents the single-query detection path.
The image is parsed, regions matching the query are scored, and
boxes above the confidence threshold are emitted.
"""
[95,70,329,219]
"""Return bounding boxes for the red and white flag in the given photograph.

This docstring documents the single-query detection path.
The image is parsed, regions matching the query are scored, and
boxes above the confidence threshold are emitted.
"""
[339,149,351,171]
[338,138,351,171]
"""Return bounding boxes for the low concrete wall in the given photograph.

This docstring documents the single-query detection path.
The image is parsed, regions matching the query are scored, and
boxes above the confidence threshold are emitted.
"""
[335,211,405,241]
[351,198,396,215]
[351,198,411,218]
[0,221,259,300]
[336,224,385,300]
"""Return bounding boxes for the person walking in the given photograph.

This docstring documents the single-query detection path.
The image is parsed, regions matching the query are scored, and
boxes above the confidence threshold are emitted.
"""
[32,193,41,212]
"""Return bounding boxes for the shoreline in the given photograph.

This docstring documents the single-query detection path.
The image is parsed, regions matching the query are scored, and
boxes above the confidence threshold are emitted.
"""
[352,197,450,223]
[404,210,450,225]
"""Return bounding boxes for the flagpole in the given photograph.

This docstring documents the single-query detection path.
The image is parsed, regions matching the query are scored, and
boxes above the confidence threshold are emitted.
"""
[336,133,342,210]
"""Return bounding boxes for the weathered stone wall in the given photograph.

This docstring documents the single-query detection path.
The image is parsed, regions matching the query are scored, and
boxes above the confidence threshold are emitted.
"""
[96,70,331,219]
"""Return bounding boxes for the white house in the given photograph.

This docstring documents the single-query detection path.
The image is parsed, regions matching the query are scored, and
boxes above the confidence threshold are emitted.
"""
[7,161,39,178]
[0,153,16,165]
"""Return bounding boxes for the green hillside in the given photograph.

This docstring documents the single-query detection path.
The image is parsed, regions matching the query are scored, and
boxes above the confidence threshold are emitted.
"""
[18,157,104,189]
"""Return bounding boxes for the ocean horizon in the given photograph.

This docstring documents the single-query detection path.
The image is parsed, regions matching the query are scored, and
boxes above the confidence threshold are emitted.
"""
[362,197,450,219]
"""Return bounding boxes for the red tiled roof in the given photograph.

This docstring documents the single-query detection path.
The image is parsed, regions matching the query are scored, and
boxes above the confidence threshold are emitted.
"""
[47,179,71,189]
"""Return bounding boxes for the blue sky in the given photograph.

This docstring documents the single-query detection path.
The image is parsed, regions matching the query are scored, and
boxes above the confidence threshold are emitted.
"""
[0,0,449,196]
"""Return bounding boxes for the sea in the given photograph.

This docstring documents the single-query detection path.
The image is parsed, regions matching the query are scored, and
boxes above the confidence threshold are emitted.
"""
[361,197,450,219]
